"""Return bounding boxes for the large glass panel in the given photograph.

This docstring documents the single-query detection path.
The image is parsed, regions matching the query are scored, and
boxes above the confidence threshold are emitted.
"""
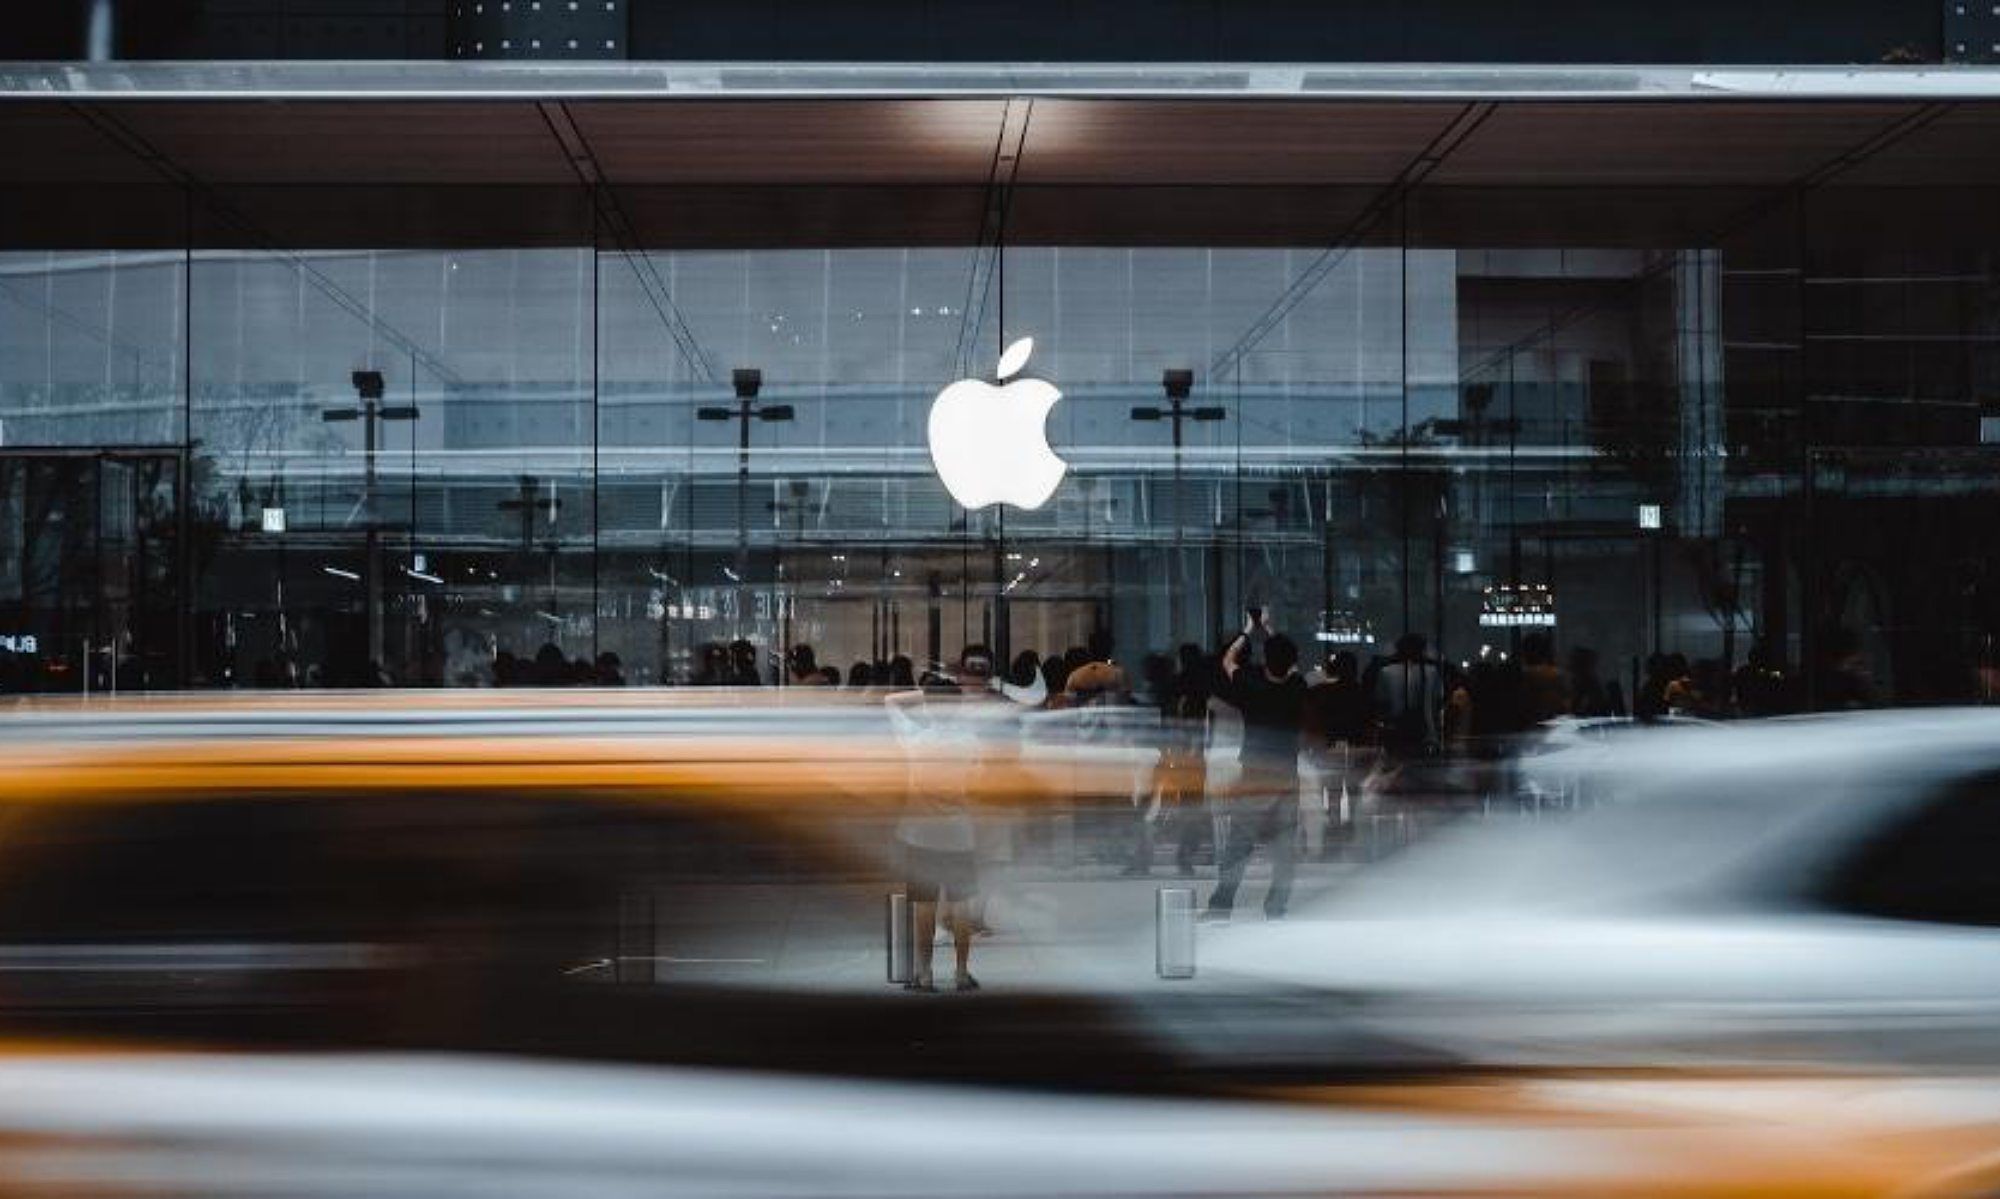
[191,212,596,687]
[0,248,184,447]
[0,158,1982,714]
[599,244,990,685]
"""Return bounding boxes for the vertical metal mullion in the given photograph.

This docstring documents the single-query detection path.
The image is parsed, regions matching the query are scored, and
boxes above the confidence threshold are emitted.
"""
[176,184,194,689]
[591,189,602,667]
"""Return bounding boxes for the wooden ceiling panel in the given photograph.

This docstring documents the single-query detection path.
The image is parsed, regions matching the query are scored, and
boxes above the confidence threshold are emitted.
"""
[569,100,1008,184]
[1008,185,1382,245]
[114,102,574,184]
[0,104,158,183]
[1019,100,1464,185]
[1405,186,1763,248]
[1432,102,1920,186]
[1836,105,2000,186]
[614,185,987,247]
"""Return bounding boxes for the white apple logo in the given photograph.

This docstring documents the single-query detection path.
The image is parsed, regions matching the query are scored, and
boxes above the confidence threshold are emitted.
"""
[927,336,1067,511]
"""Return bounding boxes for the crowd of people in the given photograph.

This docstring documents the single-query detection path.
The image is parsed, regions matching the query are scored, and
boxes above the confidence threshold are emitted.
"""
[851,614,1848,973]
[249,624,1864,726]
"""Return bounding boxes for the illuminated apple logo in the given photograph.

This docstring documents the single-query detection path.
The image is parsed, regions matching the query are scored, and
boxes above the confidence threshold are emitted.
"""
[927,337,1067,511]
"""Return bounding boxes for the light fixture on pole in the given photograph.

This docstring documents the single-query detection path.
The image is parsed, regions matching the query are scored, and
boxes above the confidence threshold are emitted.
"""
[321,369,419,669]
[497,476,564,620]
[698,368,792,632]
[1131,368,1224,641]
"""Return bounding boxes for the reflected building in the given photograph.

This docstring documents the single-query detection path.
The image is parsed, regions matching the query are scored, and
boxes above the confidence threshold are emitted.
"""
[0,61,1995,703]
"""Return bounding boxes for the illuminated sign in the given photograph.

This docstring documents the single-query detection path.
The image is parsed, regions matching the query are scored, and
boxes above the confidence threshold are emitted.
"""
[0,634,39,654]
[1314,609,1376,645]
[927,337,1067,511]
[1479,584,1557,628]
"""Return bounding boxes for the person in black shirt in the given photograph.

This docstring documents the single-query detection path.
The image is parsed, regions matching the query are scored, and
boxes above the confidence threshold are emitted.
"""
[1202,614,1308,922]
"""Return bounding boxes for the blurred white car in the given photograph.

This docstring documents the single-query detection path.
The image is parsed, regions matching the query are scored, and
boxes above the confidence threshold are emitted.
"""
[1201,710,2000,1066]
[1517,713,1714,805]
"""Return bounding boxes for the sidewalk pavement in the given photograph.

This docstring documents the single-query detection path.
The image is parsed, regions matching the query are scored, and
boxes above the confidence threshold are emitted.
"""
[623,859,1362,997]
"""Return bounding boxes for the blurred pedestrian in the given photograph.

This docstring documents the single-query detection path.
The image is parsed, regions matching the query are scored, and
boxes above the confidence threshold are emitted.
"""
[1304,650,1368,850]
[1122,653,1180,876]
[1202,612,1307,923]
[885,643,1008,991]
[1158,643,1216,876]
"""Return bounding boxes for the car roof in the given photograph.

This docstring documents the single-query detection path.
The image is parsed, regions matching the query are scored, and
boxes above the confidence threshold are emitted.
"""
[0,690,1131,808]
[1340,710,2000,916]
[1539,708,2000,806]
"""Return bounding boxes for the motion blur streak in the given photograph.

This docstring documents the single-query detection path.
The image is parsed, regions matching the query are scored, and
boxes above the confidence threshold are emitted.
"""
[0,698,1997,1195]
[0,1053,1985,1198]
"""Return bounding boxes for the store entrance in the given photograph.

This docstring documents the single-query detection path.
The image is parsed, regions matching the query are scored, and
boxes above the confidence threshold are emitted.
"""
[630,541,1111,687]
[0,450,182,693]
[773,544,1106,684]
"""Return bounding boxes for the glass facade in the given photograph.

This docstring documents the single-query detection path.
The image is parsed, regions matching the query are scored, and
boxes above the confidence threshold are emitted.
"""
[3,163,1998,706]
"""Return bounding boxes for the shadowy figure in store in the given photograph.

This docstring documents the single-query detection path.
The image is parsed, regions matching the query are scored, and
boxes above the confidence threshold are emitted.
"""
[1519,632,1570,725]
[1636,652,1673,721]
[1732,640,1794,716]
[729,639,762,686]
[1568,646,1618,717]
[532,642,567,686]
[692,642,729,686]
[1372,633,1444,761]
[1038,654,1067,704]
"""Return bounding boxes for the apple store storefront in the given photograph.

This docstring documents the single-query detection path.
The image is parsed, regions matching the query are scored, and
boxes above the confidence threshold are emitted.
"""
[6,66,2000,705]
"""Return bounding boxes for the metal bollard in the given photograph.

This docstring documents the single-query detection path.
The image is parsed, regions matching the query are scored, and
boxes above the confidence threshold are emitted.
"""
[886,890,913,984]
[1156,886,1196,980]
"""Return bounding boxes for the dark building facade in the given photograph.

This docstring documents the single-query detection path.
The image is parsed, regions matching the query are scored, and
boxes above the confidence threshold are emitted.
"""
[0,19,1997,702]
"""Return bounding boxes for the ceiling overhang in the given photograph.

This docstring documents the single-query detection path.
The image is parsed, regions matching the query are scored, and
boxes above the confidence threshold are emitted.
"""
[0,62,1994,249]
